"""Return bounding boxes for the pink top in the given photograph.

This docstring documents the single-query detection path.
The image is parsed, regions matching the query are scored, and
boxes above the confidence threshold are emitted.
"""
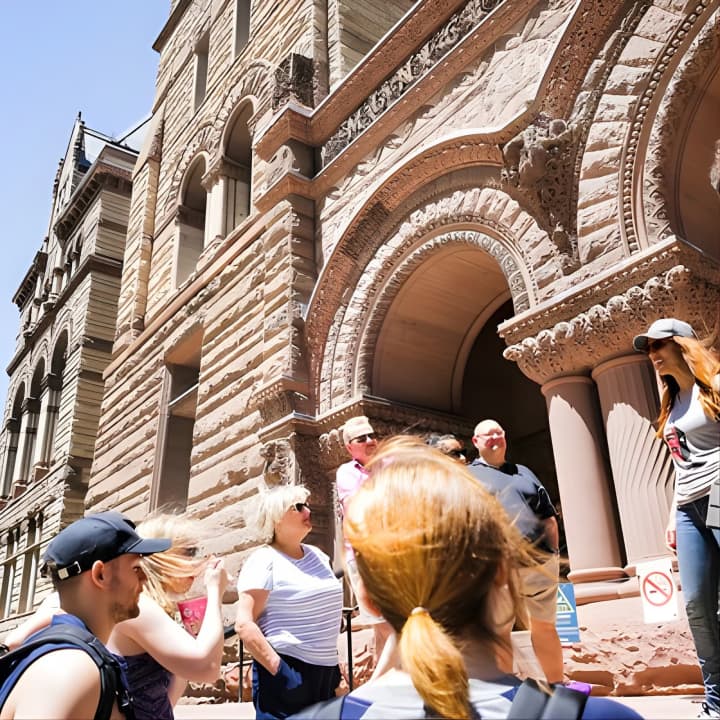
[336,459,370,559]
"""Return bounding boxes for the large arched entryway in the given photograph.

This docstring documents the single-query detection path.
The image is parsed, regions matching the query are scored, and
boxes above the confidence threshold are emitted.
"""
[370,241,557,501]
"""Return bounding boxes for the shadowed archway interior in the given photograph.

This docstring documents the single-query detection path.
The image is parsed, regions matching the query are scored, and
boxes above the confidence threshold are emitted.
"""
[371,244,558,500]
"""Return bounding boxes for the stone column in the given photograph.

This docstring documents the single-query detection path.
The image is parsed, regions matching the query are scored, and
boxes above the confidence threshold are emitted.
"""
[541,376,624,581]
[14,398,40,487]
[203,159,250,245]
[592,355,674,567]
[32,374,62,471]
[0,419,20,496]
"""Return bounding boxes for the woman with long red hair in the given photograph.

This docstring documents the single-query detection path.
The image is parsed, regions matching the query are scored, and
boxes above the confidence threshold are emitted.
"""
[634,317,720,718]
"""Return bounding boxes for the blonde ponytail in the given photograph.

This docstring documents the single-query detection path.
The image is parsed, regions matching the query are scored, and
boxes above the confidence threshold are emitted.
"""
[400,608,472,720]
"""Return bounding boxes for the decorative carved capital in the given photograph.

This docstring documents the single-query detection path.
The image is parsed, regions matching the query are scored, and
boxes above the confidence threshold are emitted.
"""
[503,262,720,384]
[249,377,312,427]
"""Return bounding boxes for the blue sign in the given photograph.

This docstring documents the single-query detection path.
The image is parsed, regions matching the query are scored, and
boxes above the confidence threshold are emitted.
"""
[556,582,580,644]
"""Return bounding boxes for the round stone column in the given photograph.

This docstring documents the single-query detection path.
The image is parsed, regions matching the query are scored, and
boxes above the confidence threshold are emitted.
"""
[541,375,624,581]
[592,355,674,567]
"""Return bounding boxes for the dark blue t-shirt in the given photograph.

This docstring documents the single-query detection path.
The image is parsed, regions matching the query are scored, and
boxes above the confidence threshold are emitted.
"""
[469,459,557,551]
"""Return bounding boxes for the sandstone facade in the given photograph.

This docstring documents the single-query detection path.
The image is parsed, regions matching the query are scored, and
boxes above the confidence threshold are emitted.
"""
[0,116,141,631]
[93,0,719,577]
[1,0,719,695]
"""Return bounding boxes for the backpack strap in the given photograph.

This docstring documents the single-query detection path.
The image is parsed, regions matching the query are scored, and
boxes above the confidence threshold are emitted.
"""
[508,678,587,720]
[0,624,135,720]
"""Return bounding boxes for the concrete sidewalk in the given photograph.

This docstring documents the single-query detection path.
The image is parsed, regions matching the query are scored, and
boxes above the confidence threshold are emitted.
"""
[175,694,704,719]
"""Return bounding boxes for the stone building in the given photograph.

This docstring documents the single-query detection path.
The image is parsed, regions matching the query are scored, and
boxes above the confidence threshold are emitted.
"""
[0,115,144,632]
[89,0,719,601]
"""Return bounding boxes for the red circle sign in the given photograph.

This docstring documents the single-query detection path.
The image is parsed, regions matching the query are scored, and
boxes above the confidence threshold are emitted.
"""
[642,571,673,606]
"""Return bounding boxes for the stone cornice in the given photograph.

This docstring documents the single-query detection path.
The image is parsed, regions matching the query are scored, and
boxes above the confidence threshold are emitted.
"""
[54,162,134,241]
[12,251,48,309]
[152,0,193,53]
[6,254,122,376]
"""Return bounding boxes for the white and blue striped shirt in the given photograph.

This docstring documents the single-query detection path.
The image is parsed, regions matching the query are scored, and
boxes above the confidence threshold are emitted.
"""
[237,544,343,666]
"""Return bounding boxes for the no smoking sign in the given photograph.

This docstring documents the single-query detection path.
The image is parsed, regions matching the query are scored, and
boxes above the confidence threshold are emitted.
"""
[637,559,678,622]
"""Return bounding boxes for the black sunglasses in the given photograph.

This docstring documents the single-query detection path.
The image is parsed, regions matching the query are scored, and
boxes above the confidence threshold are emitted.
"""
[351,433,377,443]
[291,502,311,513]
[448,449,466,459]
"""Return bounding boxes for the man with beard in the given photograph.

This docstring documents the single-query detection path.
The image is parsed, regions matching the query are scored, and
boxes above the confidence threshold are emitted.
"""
[0,511,170,719]
[469,419,564,684]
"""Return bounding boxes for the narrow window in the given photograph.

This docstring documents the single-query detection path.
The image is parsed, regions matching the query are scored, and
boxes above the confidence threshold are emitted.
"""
[234,0,251,56]
[0,527,21,618]
[175,157,208,288]
[223,103,253,233]
[18,515,42,612]
[151,335,202,511]
[1,391,23,496]
[193,31,210,112]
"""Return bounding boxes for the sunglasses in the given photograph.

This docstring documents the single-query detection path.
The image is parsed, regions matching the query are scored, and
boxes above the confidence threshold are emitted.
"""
[646,338,669,352]
[351,433,377,444]
[291,502,311,513]
[448,449,466,459]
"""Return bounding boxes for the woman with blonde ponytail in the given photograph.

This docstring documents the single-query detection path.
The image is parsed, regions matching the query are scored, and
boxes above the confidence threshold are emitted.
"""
[296,437,640,719]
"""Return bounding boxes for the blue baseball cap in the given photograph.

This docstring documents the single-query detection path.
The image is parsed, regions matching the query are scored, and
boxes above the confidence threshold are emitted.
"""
[633,318,696,352]
[41,511,171,580]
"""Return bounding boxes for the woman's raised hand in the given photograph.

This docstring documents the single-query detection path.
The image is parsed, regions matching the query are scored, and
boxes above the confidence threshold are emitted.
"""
[204,556,231,597]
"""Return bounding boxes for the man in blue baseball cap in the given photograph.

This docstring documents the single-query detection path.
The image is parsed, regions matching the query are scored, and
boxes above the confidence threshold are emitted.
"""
[0,511,170,719]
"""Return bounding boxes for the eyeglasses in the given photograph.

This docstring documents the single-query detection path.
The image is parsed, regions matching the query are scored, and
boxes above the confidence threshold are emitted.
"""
[350,433,377,444]
[447,449,466,459]
[291,502,311,513]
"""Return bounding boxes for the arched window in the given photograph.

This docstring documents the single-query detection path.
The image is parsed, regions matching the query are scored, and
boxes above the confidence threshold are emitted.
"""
[44,332,68,465]
[175,156,208,288]
[223,103,253,234]
[1,387,24,496]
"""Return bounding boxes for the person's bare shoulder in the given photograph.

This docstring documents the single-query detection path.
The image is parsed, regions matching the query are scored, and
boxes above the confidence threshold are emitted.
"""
[1,648,101,720]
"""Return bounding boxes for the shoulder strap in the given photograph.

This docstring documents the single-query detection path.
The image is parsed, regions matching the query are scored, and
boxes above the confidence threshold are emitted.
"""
[286,695,345,719]
[0,624,135,720]
[507,679,587,720]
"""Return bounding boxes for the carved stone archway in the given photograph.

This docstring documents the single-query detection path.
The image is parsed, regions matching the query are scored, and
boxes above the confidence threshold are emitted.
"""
[312,184,560,411]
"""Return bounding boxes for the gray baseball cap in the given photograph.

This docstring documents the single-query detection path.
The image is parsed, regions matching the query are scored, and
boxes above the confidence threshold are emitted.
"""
[633,318,696,352]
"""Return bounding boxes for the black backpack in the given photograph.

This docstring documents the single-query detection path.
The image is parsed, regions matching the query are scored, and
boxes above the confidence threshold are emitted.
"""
[290,677,588,719]
[0,623,135,720]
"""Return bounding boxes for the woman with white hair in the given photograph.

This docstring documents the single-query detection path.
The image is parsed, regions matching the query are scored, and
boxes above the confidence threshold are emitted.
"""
[234,484,343,720]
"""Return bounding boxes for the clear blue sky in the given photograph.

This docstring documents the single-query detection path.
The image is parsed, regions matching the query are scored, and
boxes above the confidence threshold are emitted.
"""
[0,2,170,406]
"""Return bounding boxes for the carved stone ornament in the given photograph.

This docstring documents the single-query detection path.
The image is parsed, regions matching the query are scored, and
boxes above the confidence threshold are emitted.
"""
[322,0,505,164]
[273,54,315,111]
[621,1,716,252]
[501,114,581,273]
[642,7,719,243]
[503,263,720,384]
[259,438,294,486]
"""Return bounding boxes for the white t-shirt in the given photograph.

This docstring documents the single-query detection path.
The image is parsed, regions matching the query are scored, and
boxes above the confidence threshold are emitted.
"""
[665,383,720,505]
[237,544,342,666]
